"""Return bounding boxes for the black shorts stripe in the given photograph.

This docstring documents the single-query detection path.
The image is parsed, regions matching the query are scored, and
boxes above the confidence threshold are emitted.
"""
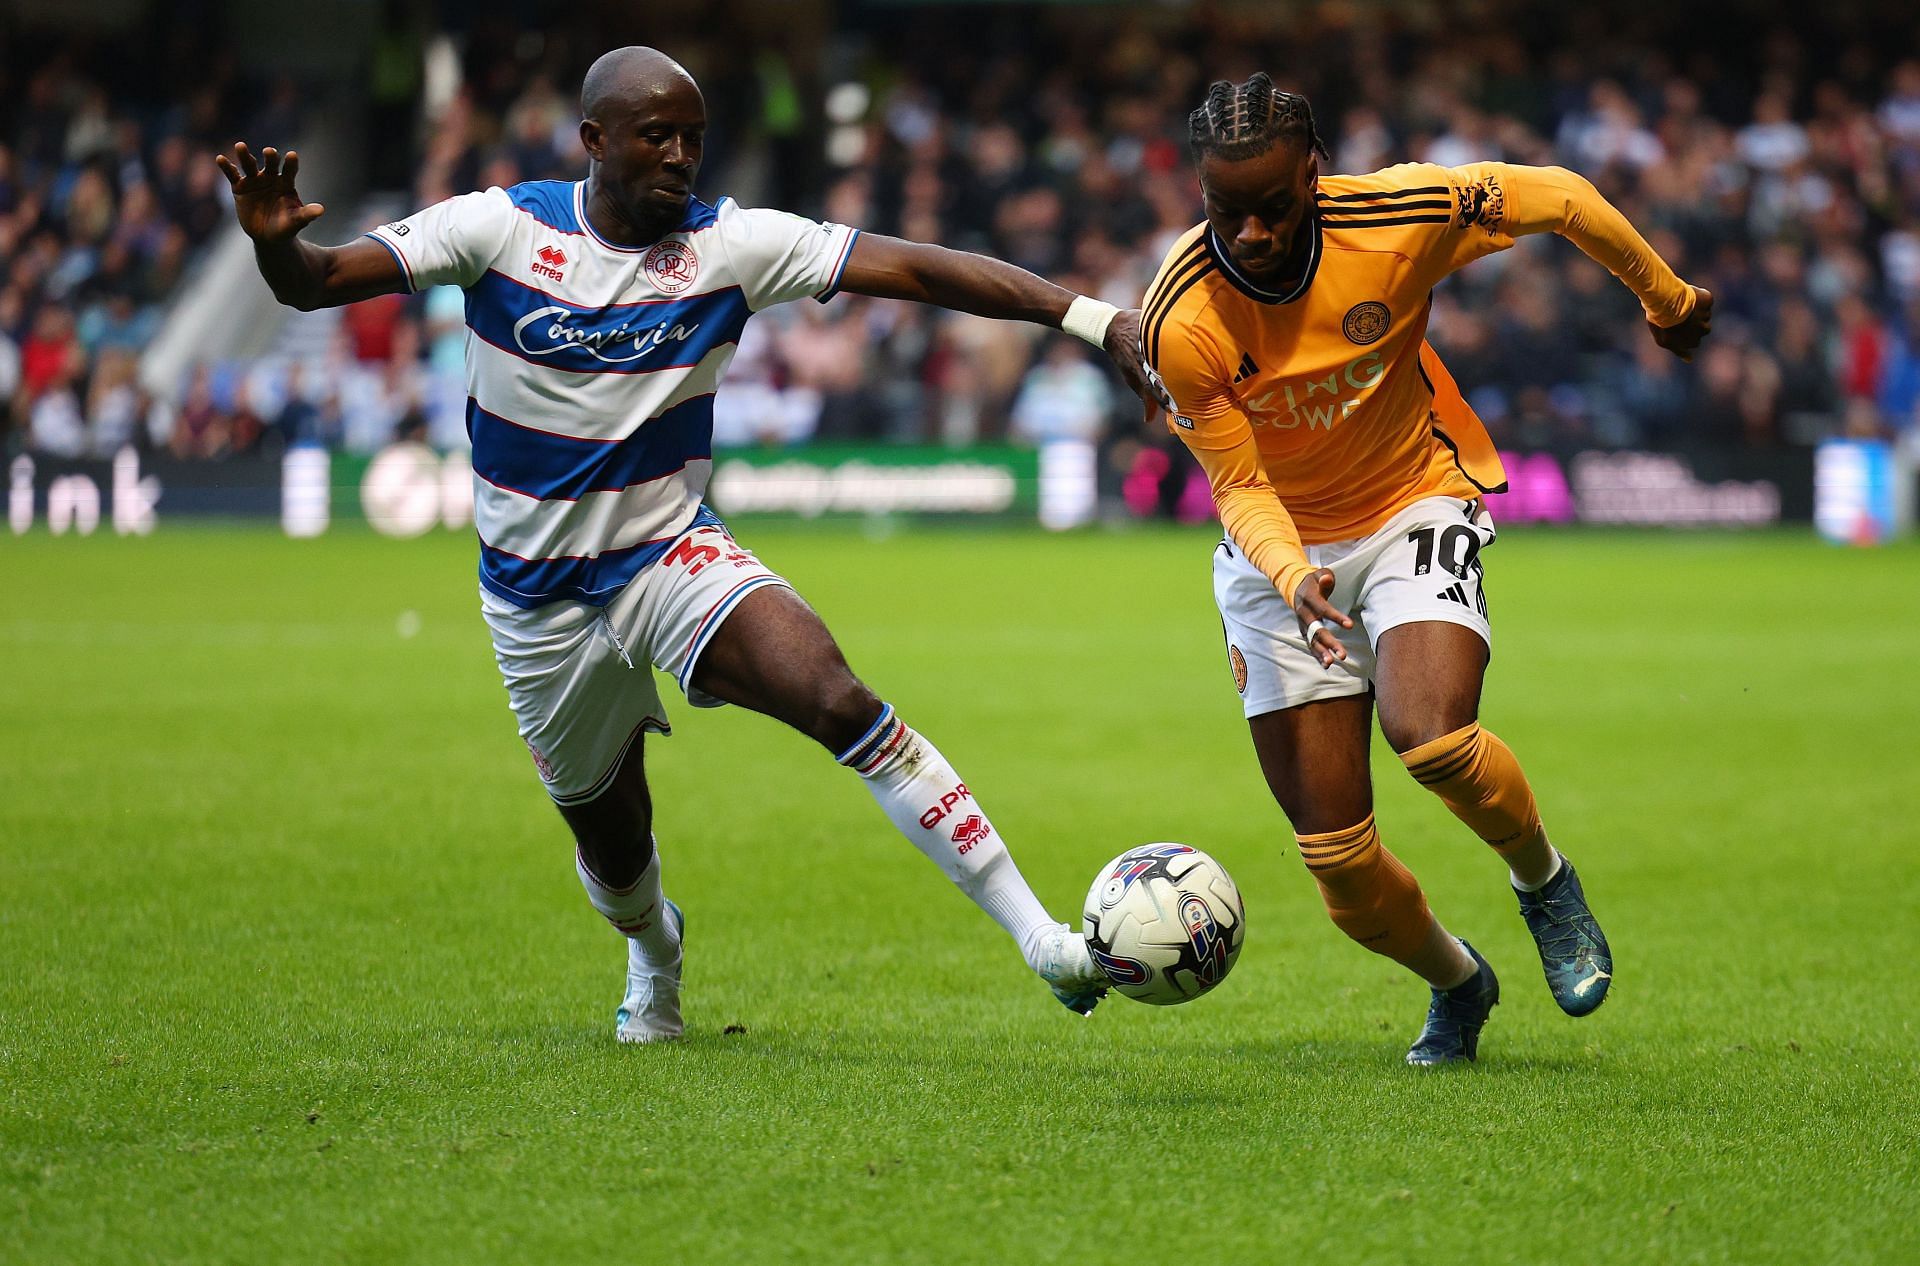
[1320,214,1456,229]
[1142,239,1209,318]
[1147,262,1217,366]
[1318,185,1451,202]
[1319,199,1452,215]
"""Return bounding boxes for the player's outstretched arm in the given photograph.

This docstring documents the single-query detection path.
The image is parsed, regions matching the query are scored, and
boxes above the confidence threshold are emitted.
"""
[1468,163,1712,360]
[837,234,1149,406]
[215,142,406,311]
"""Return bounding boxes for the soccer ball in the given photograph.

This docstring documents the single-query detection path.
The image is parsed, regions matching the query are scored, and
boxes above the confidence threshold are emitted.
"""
[1082,844,1245,1005]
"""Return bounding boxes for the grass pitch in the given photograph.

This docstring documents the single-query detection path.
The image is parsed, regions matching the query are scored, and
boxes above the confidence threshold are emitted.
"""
[3,521,1917,1264]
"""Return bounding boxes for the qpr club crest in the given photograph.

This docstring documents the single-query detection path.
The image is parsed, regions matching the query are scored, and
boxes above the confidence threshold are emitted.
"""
[643,240,699,294]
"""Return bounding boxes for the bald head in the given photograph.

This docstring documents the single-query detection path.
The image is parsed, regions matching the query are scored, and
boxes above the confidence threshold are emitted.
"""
[581,46,698,120]
[577,46,707,243]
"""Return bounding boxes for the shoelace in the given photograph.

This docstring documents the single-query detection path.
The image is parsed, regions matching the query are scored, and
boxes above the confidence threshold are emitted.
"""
[1526,898,1595,957]
[1426,982,1489,1024]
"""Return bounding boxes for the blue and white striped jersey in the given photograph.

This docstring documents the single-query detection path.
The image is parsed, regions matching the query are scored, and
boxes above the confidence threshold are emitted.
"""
[365,180,859,608]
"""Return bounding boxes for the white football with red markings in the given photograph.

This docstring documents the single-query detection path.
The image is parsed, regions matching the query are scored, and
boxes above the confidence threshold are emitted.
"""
[1082,843,1245,1005]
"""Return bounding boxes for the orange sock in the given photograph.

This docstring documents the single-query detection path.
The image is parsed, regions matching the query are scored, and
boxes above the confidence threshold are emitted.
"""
[1400,723,1544,858]
[1294,815,1432,960]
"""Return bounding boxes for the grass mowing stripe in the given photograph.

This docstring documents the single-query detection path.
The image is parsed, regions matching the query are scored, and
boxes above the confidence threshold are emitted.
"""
[2,524,1916,1263]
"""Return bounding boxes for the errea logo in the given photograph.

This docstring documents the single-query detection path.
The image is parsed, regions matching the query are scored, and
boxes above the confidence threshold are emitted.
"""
[532,244,567,282]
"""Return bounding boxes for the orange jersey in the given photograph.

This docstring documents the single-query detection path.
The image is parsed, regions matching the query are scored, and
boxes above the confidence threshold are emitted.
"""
[1144,161,1695,606]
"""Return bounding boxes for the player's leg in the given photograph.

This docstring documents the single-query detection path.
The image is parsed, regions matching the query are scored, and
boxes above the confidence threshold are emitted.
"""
[555,740,685,1043]
[1217,532,1495,1063]
[481,587,684,1041]
[1373,621,1555,885]
[666,558,1103,1013]
[1248,696,1478,990]
[1373,618,1612,1017]
[1246,697,1497,1066]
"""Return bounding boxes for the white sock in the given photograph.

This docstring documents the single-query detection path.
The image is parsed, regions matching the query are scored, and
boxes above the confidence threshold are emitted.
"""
[1512,849,1564,893]
[838,705,1056,967]
[576,845,680,967]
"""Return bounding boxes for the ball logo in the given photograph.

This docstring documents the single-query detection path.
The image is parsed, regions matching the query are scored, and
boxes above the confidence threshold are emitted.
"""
[1089,947,1151,987]
[1180,893,1230,986]
[1229,644,1248,693]
[644,240,699,293]
[1342,301,1391,345]
[1100,844,1195,908]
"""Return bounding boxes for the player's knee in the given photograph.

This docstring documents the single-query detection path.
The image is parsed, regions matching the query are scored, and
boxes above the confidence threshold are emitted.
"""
[1380,708,1477,756]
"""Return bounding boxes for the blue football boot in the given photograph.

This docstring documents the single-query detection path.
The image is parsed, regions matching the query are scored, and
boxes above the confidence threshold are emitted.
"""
[1405,940,1499,1066]
[1516,857,1612,1016]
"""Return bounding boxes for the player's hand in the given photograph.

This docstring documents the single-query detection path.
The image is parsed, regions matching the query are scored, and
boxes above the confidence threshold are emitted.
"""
[215,142,325,244]
[1650,285,1713,363]
[1103,308,1153,410]
[1291,569,1353,669]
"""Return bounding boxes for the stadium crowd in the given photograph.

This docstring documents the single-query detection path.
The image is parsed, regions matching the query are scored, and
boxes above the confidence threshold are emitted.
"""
[5,4,1920,466]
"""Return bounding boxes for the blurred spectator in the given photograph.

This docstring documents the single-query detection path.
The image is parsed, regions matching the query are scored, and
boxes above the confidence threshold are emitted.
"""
[1,17,302,457]
[9,1,1920,470]
[1010,341,1112,446]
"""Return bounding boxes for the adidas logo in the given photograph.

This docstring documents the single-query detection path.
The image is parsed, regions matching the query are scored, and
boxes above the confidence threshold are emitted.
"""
[1232,353,1259,383]
[1435,580,1489,617]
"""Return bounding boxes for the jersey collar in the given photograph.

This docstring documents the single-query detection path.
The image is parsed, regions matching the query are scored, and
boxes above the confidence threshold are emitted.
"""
[1206,212,1322,305]
[573,181,716,253]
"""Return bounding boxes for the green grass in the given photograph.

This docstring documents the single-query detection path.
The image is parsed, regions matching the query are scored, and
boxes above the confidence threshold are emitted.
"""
[3,521,1917,1264]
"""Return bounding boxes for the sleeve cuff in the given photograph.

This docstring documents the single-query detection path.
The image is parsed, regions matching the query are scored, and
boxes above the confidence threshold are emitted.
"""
[813,227,861,303]
[363,230,416,294]
[1645,283,1696,329]
[1269,561,1319,607]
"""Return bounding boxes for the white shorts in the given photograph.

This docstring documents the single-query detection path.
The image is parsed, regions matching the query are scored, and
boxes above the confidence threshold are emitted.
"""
[480,514,791,804]
[1213,496,1496,717]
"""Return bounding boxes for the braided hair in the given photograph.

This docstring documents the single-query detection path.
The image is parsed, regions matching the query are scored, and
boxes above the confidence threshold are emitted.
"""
[1187,73,1329,163]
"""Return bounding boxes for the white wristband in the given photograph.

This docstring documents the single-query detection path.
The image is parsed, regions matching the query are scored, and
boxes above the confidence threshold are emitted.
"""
[1062,295,1119,348]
